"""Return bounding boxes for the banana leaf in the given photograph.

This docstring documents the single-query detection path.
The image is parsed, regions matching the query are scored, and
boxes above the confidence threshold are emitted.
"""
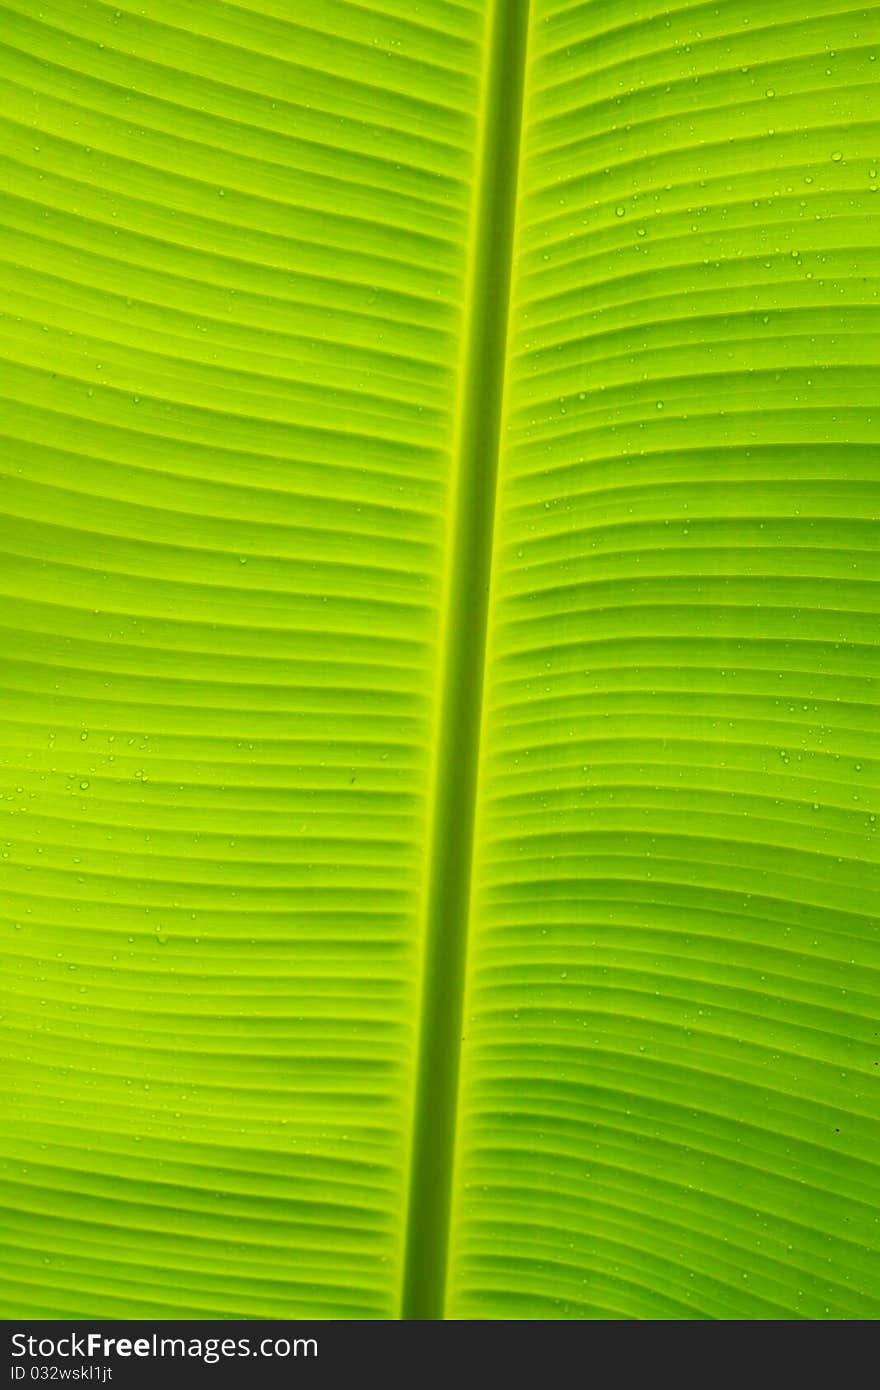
[1,0,878,1320]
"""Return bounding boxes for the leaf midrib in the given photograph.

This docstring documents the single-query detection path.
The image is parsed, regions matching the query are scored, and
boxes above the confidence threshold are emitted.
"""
[399,0,532,1322]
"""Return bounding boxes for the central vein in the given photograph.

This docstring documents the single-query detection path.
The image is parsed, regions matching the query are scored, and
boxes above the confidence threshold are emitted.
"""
[400,0,531,1322]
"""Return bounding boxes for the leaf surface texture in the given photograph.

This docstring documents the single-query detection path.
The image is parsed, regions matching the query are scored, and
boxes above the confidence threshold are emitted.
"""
[0,0,878,1320]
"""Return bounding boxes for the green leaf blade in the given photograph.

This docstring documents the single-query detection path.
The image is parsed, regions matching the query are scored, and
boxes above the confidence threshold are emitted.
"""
[0,0,485,1319]
[2,0,879,1323]
[449,0,880,1320]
